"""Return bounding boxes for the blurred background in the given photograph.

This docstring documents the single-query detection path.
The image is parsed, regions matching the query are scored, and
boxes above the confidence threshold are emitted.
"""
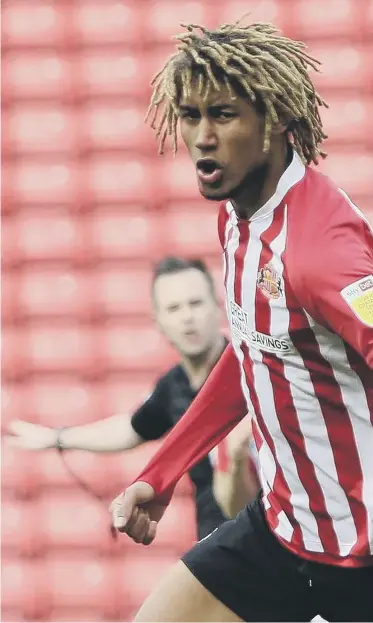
[1,0,373,621]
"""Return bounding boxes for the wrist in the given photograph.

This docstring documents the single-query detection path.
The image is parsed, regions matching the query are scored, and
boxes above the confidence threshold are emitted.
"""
[55,427,70,451]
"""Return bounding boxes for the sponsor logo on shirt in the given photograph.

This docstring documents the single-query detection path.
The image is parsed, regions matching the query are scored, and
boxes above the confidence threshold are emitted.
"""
[229,300,291,354]
[257,262,284,300]
[340,275,373,327]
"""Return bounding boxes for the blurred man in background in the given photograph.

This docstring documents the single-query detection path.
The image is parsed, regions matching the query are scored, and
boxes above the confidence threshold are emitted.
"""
[6,256,258,540]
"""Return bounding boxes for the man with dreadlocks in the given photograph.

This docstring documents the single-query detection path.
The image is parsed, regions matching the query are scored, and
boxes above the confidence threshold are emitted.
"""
[110,20,373,622]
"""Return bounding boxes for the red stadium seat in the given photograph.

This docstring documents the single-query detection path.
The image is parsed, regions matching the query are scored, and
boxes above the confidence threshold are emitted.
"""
[80,101,153,152]
[369,0,373,28]
[45,555,118,614]
[98,321,175,372]
[318,149,373,198]
[87,208,160,261]
[140,45,175,92]
[21,377,102,427]
[2,1,66,47]
[312,43,371,92]
[84,156,154,203]
[114,552,178,610]
[1,382,24,427]
[99,373,153,416]
[2,498,44,557]
[2,52,73,101]
[161,203,221,256]
[321,95,373,145]
[157,154,200,200]
[8,159,79,206]
[93,262,153,317]
[1,445,41,498]
[293,0,359,39]
[13,209,84,263]
[73,0,141,45]
[1,326,26,380]
[38,491,113,551]
[1,559,50,620]
[78,51,148,98]
[219,0,288,33]
[3,104,76,155]
[1,218,19,268]
[0,608,26,622]
[1,271,18,324]
[24,322,96,375]
[144,0,210,42]
[37,450,119,498]
[17,268,91,320]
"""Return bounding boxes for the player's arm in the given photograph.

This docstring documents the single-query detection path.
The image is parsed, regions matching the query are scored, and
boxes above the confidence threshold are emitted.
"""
[213,417,260,518]
[119,343,246,504]
[296,195,373,368]
[110,344,247,542]
[5,380,171,453]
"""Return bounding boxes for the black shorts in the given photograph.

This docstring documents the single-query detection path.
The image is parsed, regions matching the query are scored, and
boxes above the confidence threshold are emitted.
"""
[182,496,373,622]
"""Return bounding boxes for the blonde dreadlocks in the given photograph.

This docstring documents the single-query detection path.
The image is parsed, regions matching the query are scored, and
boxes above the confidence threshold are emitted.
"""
[146,21,328,165]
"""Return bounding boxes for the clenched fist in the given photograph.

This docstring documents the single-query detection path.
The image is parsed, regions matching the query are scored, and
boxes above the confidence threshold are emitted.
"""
[109,481,167,545]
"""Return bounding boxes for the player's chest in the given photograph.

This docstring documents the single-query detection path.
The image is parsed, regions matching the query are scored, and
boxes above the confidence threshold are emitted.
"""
[223,219,306,358]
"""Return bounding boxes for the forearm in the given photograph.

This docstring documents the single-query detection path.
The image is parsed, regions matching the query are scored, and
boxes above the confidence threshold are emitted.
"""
[58,414,143,452]
[134,344,247,504]
[213,458,259,518]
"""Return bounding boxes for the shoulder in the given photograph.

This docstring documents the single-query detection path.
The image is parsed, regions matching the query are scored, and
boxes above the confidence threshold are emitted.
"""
[157,363,184,389]
[287,167,371,271]
[289,166,370,234]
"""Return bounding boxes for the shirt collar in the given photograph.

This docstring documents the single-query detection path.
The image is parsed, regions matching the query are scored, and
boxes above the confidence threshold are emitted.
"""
[227,148,306,222]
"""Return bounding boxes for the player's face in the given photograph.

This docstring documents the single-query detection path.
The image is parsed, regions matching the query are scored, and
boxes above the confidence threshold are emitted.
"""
[179,82,267,201]
[153,269,220,357]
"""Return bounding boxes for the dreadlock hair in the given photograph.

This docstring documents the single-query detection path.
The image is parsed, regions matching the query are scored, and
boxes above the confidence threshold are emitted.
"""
[146,20,328,165]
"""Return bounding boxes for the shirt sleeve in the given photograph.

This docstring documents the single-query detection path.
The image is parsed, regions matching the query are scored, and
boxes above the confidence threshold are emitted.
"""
[133,343,248,505]
[130,377,172,441]
[295,193,373,368]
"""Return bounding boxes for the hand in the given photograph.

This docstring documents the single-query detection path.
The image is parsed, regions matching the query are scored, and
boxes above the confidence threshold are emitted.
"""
[226,416,253,462]
[4,419,58,451]
[109,481,167,545]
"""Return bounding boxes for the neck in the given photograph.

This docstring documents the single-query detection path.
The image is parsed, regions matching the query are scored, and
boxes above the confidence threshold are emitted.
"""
[232,140,289,220]
[181,334,226,391]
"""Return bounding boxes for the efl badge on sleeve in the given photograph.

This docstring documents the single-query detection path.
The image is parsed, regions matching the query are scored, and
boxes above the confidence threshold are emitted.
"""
[340,275,373,327]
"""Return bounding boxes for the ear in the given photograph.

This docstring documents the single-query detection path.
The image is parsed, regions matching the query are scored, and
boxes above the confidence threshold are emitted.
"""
[271,121,288,136]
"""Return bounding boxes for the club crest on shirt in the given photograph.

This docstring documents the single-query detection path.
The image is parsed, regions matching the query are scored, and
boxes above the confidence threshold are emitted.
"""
[340,275,373,327]
[257,263,284,300]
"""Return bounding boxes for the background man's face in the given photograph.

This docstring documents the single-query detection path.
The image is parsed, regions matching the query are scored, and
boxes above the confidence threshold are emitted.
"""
[153,268,220,357]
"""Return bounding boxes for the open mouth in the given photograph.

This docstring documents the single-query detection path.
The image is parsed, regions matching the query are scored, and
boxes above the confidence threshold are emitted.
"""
[196,159,223,184]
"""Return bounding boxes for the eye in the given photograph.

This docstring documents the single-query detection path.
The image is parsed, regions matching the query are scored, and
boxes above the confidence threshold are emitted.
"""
[179,108,200,120]
[215,110,236,120]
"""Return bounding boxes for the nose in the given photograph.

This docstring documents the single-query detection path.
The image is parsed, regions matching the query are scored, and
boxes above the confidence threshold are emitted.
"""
[195,118,217,152]
[180,304,195,325]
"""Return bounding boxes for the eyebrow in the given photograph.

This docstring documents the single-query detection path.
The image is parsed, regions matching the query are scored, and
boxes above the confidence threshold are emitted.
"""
[179,103,237,111]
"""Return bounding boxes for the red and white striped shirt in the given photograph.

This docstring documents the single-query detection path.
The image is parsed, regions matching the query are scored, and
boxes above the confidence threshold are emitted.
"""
[135,150,373,568]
